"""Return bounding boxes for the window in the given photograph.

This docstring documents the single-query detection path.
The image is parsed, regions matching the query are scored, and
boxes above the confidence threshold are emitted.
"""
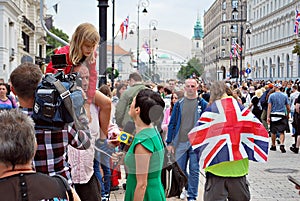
[232,0,238,8]
[22,32,30,53]
[221,49,226,57]
[232,11,238,20]
[222,25,226,34]
[222,1,226,9]
[222,38,226,45]
[232,37,238,44]
[222,13,227,21]
[231,24,238,33]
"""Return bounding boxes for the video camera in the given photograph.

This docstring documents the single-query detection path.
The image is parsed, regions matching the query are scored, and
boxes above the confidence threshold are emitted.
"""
[33,54,85,130]
[50,54,82,87]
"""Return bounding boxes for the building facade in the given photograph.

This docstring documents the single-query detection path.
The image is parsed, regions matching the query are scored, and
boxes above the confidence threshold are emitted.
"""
[203,0,248,83]
[245,0,300,81]
[0,0,47,82]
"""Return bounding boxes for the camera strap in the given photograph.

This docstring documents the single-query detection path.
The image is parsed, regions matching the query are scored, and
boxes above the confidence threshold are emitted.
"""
[53,79,82,131]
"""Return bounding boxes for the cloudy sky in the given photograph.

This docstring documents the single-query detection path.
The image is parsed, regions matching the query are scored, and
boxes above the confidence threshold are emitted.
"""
[45,0,215,40]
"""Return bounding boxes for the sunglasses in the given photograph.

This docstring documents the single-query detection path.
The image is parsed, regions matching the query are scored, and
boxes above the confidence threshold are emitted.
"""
[185,85,196,88]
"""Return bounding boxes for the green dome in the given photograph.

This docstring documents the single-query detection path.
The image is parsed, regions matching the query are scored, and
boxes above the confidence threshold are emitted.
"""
[159,53,170,59]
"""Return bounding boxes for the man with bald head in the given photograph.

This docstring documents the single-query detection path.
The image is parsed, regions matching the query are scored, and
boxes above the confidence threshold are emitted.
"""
[68,63,111,200]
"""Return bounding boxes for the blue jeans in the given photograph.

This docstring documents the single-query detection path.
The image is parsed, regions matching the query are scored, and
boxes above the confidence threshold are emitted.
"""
[175,141,199,200]
[100,152,111,196]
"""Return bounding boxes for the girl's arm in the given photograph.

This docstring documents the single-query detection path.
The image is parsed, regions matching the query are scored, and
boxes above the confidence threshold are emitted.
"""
[86,61,97,104]
[134,144,151,201]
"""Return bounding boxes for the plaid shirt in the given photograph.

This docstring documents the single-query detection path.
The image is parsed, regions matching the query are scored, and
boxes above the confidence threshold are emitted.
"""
[22,108,90,184]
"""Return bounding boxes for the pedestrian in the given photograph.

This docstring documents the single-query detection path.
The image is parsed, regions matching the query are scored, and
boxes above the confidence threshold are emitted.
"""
[115,72,145,130]
[112,89,166,201]
[162,92,179,139]
[188,81,269,201]
[260,83,273,131]
[267,83,290,153]
[46,22,100,120]
[10,62,90,184]
[166,78,208,201]
[96,84,117,200]
[248,89,263,122]
[0,83,17,111]
[68,64,111,201]
[0,109,80,201]
[290,93,300,153]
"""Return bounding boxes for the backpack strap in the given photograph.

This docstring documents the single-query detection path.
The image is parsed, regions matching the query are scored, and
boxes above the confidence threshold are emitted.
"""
[53,79,82,131]
[52,174,73,201]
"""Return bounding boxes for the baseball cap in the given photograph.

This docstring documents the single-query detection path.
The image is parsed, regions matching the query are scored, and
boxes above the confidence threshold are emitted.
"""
[268,83,273,88]
[274,83,282,88]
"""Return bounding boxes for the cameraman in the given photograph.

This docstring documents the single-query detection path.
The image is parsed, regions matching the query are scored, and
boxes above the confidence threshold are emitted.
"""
[10,62,90,184]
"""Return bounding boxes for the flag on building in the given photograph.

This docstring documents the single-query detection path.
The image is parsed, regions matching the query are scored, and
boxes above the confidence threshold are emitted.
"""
[294,9,300,35]
[142,41,151,54]
[188,97,269,169]
[232,42,240,59]
[120,16,129,40]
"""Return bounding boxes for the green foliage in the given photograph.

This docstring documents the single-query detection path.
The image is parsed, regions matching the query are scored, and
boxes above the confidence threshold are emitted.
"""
[106,67,119,79]
[177,57,204,81]
[292,44,300,56]
[46,27,69,56]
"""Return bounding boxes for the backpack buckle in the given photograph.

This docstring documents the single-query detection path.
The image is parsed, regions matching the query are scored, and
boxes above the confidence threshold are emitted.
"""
[60,90,71,99]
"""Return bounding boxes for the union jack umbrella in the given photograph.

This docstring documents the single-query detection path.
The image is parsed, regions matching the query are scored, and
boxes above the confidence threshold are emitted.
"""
[188,97,269,169]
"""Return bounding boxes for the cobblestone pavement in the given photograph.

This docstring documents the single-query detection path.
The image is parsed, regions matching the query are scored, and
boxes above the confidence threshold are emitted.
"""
[109,133,300,201]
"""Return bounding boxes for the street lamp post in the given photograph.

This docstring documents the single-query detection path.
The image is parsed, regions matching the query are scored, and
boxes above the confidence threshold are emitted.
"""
[213,46,218,80]
[232,1,251,85]
[136,0,149,70]
[148,19,158,78]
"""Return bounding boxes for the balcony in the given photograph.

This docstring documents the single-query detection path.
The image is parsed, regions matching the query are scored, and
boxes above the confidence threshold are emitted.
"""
[21,15,35,33]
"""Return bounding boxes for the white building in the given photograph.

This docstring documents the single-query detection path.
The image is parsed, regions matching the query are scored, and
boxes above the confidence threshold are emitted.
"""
[113,29,191,81]
[245,0,300,81]
[0,0,47,82]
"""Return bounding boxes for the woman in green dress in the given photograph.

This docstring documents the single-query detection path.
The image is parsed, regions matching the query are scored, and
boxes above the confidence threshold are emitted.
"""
[114,89,166,201]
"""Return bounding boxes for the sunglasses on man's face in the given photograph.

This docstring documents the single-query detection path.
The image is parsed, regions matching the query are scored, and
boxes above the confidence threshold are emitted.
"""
[185,85,196,88]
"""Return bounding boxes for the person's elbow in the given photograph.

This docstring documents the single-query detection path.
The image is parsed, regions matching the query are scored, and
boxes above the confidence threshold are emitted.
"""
[136,179,148,191]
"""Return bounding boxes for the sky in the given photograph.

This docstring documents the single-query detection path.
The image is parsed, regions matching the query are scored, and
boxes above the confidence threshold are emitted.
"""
[45,0,215,40]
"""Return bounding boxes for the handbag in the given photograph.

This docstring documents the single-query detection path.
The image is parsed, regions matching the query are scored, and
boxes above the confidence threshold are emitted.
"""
[161,148,188,198]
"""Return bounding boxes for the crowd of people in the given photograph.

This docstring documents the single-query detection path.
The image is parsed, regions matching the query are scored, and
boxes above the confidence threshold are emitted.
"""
[1,22,300,201]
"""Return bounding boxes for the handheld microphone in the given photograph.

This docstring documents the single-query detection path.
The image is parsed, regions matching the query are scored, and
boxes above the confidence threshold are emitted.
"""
[117,131,134,151]
[112,121,135,169]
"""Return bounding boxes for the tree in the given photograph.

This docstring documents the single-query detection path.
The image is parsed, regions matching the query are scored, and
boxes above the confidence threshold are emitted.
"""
[177,57,204,81]
[46,27,69,57]
[292,43,300,56]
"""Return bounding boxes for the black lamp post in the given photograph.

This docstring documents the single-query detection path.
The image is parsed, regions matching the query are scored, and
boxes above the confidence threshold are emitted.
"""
[231,2,252,85]
[98,0,109,87]
[148,19,158,78]
[136,0,149,70]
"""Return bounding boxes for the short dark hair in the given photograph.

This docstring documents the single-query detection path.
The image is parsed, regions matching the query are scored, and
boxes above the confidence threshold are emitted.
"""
[129,72,142,82]
[134,89,165,125]
[0,109,36,169]
[10,63,43,100]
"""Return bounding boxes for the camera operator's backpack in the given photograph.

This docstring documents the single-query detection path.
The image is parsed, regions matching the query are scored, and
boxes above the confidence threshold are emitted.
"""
[32,71,87,131]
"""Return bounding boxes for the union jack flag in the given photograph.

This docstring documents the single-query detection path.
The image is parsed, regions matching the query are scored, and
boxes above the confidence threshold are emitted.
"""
[142,41,151,55]
[188,97,269,169]
[294,9,300,35]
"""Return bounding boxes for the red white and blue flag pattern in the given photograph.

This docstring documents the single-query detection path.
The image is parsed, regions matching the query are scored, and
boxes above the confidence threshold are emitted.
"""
[294,9,300,35]
[188,97,269,169]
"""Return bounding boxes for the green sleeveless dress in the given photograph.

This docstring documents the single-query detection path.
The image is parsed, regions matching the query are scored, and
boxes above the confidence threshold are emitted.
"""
[124,127,166,201]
